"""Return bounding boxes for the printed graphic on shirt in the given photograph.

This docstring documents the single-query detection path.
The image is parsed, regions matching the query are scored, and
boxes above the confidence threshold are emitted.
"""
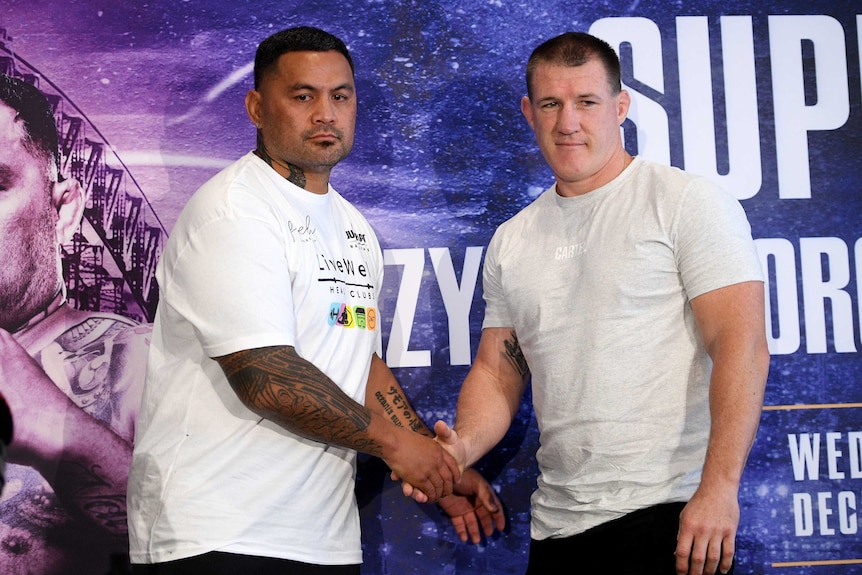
[287,215,316,241]
[288,213,379,330]
[328,303,377,330]
[555,243,587,260]
[345,228,371,253]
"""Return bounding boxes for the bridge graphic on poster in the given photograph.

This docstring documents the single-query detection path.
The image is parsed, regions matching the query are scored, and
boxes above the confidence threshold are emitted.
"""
[0,28,164,322]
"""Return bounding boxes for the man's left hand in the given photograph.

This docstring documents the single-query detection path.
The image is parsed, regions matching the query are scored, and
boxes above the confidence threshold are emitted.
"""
[437,468,505,544]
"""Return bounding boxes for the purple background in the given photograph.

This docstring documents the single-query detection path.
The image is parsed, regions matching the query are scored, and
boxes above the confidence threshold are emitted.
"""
[2,1,860,573]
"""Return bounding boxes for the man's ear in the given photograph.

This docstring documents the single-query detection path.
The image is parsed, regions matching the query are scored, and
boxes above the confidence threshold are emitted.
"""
[52,177,85,245]
[245,89,262,127]
[617,89,631,125]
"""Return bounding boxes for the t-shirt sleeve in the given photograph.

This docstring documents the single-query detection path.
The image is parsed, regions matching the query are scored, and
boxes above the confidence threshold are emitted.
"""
[481,226,514,329]
[161,190,296,358]
[675,179,764,300]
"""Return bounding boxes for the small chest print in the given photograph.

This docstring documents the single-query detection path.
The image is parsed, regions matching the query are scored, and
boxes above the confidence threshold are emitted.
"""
[288,215,316,242]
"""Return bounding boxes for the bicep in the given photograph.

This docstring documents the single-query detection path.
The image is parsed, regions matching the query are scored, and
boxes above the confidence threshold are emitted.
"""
[689,281,767,357]
[474,327,529,379]
[464,327,529,416]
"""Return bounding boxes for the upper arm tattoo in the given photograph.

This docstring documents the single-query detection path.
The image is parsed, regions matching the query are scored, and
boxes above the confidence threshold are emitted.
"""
[503,330,529,378]
[219,347,378,453]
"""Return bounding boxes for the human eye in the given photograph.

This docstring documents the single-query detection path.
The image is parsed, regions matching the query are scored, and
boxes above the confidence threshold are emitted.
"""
[331,86,354,102]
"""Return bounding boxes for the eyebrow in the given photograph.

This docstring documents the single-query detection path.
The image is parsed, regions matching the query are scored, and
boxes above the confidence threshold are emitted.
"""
[538,90,604,101]
[290,82,355,93]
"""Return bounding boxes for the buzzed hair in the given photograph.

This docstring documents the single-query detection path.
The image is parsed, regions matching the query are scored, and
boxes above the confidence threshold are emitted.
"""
[0,74,60,180]
[253,26,354,90]
[525,32,622,99]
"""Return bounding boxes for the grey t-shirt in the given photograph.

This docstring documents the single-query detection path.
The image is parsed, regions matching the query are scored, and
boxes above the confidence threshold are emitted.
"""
[482,157,763,539]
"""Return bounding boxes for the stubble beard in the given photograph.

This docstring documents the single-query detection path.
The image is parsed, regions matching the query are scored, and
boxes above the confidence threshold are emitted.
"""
[256,129,352,190]
[0,207,61,332]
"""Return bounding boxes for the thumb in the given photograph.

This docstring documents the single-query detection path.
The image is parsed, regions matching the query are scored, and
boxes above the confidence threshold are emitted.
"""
[434,420,456,444]
[477,480,500,513]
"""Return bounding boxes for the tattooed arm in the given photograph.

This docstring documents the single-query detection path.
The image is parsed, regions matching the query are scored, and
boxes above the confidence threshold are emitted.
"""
[366,353,436,436]
[366,353,506,542]
[435,327,530,472]
[0,329,132,536]
[215,345,459,502]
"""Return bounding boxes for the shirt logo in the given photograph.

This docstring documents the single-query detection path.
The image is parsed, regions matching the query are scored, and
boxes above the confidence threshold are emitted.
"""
[555,243,587,260]
[328,303,377,330]
[345,229,366,244]
[288,215,317,242]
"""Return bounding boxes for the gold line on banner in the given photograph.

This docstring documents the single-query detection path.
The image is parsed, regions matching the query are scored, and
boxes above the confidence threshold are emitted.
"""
[771,559,862,567]
[762,403,862,411]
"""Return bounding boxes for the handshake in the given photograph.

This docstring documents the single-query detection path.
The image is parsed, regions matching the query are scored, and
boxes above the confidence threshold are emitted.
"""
[385,420,505,544]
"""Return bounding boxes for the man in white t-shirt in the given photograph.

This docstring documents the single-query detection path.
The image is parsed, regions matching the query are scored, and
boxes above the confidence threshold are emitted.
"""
[434,32,769,575]
[127,26,503,575]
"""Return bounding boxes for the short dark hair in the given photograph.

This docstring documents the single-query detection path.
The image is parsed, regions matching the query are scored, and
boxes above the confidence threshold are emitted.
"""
[525,32,622,99]
[253,26,354,90]
[0,74,59,178]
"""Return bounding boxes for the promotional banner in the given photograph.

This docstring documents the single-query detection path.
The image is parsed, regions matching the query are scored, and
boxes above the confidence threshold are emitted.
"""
[0,1,859,573]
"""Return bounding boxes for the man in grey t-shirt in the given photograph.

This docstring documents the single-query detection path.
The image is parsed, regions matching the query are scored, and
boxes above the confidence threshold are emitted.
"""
[433,32,769,575]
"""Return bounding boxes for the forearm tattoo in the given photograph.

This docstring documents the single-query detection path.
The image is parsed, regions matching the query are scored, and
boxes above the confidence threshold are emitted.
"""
[503,330,529,378]
[254,131,307,189]
[219,347,379,453]
[64,462,128,536]
[373,386,424,433]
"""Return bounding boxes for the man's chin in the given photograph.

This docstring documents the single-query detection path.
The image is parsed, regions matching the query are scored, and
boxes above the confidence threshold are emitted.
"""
[0,287,54,332]
[308,147,351,168]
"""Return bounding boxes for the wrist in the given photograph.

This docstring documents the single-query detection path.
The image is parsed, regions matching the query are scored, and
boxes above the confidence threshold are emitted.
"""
[450,426,472,470]
[697,466,742,498]
[366,410,400,460]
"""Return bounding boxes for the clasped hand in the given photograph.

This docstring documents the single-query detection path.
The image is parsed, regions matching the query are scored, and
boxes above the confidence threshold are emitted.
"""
[391,420,505,543]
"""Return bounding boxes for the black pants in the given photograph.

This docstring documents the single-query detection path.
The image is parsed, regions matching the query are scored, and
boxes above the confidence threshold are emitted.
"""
[131,551,361,575]
[525,502,735,575]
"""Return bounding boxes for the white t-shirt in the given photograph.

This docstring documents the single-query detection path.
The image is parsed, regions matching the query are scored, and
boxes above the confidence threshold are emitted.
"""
[482,157,763,540]
[128,152,382,565]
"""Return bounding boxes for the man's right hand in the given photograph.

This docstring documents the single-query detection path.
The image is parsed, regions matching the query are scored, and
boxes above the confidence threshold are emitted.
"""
[382,423,460,503]
[434,420,468,471]
[391,420,472,503]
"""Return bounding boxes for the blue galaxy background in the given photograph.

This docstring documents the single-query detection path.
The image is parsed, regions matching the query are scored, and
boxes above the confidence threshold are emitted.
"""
[2,1,860,573]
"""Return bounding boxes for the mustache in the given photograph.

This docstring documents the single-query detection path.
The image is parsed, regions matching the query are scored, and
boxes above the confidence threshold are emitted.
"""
[304,126,344,139]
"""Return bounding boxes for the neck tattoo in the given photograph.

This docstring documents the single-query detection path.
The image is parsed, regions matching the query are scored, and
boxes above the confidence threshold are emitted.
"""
[255,132,307,189]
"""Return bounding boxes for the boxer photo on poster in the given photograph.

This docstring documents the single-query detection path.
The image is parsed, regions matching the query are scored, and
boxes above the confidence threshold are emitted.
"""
[0,73,150,575]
